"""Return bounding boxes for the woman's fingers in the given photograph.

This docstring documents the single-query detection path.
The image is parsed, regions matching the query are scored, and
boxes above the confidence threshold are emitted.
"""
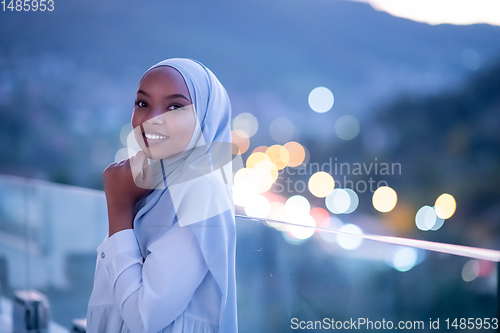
[130,151,150,188]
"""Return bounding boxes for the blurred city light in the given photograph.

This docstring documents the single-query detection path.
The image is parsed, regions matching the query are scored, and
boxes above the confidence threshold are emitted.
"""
[462,259,480,282]
[415,205,435,231]
[246,152,271,168]
[288,214,316,240]
[392,247,418,272]
[337,223,364,250]
[265,145,290,170]
[308,171,335,198]
[309,207,330,229]
[308,87,334,113]
[335,115,360,140]
[283,141,306,167]
[434,193,456,219]
[372,186,398,212]
[231,129,250,154]
[325,189,351,214]
[244,194,270,219]
[266,202,289,231]
[252,145,268,154]
[233,112,259,137]
[343,188,359,214]
[285,195,310,218]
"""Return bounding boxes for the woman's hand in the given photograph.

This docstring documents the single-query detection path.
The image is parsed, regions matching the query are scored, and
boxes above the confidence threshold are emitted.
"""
[103,151,153,237]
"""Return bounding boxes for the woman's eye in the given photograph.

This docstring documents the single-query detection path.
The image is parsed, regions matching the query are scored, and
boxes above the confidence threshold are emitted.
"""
[168,104,183,110]
[135,100,148,108]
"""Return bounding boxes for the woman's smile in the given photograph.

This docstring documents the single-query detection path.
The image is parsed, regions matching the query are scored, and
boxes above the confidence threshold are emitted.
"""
[143,132,169,145]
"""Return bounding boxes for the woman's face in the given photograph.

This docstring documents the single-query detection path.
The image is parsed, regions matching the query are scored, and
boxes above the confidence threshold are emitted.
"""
[132,66,196,160]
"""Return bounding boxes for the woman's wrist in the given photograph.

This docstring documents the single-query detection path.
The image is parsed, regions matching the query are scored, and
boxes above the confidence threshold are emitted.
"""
[107,203,135,237]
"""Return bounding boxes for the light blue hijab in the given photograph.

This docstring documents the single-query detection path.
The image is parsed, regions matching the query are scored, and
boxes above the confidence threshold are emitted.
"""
[131,58,238,333]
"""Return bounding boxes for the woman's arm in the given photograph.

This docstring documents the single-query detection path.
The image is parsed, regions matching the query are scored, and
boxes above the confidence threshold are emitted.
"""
[98,152,209,332]
[97,224,209,333]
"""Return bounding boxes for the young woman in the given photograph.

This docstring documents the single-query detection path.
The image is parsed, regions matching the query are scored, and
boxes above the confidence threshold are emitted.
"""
[86,58,238,333]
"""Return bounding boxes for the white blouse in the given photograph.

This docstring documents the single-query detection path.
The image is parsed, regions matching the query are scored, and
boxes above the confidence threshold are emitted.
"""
[86,225,222,333]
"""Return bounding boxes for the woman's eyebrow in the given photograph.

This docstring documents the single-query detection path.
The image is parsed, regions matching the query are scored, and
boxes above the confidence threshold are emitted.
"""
[137,90,190,101]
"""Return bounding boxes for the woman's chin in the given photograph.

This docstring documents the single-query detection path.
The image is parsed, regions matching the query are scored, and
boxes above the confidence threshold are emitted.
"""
[148,149,182,161]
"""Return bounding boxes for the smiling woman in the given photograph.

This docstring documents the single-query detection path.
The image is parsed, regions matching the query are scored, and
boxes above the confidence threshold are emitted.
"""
[86,58,238,333]
[132,67,199,161]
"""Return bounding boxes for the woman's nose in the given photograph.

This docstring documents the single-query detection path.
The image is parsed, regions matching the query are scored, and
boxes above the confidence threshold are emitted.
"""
[144,108,165,125]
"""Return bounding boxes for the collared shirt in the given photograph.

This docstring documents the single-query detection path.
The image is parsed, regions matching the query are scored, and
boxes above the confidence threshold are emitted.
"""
[86,225,221,333]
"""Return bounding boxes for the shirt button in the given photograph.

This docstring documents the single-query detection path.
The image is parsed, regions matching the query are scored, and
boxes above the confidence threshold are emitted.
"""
[101,252,105,258]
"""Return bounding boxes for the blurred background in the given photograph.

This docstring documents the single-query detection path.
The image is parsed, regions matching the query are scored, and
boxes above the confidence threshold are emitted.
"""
[0,0,499,331]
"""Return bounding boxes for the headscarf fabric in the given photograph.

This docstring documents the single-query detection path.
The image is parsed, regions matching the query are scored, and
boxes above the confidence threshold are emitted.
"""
[129,58,240,332]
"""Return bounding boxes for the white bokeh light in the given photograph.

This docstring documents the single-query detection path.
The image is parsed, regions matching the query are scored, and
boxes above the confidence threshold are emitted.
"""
[285,195,311,218]
[415,205,438,231]
[233,112,259,137]
[288,214,316,240]
[392,247,418,272]
[337,223,364,250]
[244,194,270,219]
[308,87,334,113]
[343,188,359,214]
[325,189,351,214]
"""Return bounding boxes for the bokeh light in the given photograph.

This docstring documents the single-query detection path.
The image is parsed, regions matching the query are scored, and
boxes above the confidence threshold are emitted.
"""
[309,207,330,232]
[244,194,270,219]
[288,214,316,240]
[234,166,273,194]
[308,171,335,198]
[266,202,289,231]
[283,141,305,167]
[415,205,441,231]
[265,145,290,170]
[233,168,260,206]
[252,146,268,154]
[337,223,364,250]
[462,259,480,282]
[310,207,330,227]
[233,112,259,137]
[254,160,279,183]
[430,210,445,231]
[308,87,334,113]
[231,129,250,154]
[434,193,456,219]
[246,152,271,169]
[285,195,310,218]
[372,186,397,212]
[392,247,418,272]
[335,115,360,140]
[120,123,133,146]
[114,148,129,163]
[325,189,351,214]
[343,188,359,214]
[269,117,295,143]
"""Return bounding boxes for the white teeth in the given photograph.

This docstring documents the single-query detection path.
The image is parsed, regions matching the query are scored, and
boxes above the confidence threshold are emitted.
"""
[145,134,167,140]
